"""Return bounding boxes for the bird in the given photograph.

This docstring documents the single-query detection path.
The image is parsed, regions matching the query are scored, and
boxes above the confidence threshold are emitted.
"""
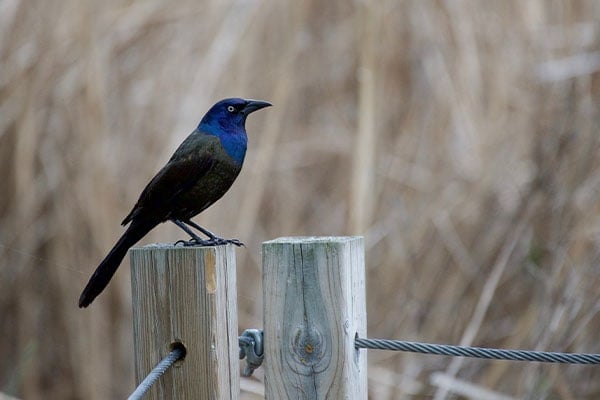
[78,98,271,308]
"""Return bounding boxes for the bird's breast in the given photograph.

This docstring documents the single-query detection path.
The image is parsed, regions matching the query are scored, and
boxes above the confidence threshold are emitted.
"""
[217,133,247,166]
[174,156,242,219]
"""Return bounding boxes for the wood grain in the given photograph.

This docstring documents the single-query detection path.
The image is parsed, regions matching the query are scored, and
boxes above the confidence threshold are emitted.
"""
[263,237,367,399]
[130,244,239,400]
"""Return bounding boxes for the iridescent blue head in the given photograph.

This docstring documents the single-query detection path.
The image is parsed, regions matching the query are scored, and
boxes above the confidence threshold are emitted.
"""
[198,98,271,165]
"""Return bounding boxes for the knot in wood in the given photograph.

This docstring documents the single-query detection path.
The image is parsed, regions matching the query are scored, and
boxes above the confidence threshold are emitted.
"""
[305,343,313,354]
[290,326,329,370]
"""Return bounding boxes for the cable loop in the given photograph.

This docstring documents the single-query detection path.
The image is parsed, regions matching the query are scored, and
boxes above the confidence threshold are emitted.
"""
[239,329,264,376]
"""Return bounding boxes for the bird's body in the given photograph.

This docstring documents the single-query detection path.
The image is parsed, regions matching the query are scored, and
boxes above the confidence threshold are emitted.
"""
[122,133,243,225]
[78,98,271,308]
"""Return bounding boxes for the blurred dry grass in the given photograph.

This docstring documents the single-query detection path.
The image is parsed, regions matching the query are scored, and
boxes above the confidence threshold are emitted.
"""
[1,0,599,399]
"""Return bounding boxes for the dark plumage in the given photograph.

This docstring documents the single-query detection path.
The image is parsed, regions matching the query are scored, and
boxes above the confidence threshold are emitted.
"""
[78,98,271,308]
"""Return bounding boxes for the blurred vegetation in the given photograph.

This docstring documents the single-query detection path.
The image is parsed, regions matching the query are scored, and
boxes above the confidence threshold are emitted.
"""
[1,1,599,399]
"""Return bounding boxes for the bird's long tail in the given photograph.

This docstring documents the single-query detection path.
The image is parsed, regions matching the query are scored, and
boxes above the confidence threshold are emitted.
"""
[78,219,157,308]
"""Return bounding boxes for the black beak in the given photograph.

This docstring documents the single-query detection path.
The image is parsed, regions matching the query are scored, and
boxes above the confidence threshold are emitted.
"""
[242,99,272,115]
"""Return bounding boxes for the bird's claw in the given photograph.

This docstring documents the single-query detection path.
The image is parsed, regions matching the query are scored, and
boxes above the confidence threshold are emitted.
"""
[209,237,245,247]
[174,237,244,247]
[228,238,245,247]
[174,238,210,247]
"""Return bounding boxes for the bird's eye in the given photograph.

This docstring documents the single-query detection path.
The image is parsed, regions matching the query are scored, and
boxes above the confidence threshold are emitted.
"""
[227,105,236,113]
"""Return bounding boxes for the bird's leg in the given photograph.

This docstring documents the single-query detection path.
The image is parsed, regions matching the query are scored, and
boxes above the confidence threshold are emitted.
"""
[171,219,213,247]
[183,219,244,247]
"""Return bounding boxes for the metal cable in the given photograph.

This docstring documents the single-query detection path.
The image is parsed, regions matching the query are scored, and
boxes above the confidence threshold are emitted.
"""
[355,337,600,364]
[128,347,186,400]
[127,332,597,400]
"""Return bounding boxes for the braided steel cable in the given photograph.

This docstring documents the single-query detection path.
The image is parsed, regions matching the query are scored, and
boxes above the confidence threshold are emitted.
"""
[128,346,185,400]
[355,337,600,364]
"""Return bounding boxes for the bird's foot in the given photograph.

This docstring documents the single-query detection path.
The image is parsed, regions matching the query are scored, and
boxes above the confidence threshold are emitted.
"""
[206,236,245,247]
[220,237,245,247]
[171,220,244,247]
[174,237,244,247]
[174,237,212,247]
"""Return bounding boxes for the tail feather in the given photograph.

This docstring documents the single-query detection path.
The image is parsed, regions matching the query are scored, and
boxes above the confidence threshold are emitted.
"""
[79,219,156,308]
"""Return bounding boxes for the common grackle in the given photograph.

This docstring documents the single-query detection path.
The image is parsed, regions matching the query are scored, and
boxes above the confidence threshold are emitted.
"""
[78,98,271,308]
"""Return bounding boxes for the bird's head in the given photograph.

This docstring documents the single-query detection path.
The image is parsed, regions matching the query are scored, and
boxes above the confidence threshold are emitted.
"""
[199,98,272,134]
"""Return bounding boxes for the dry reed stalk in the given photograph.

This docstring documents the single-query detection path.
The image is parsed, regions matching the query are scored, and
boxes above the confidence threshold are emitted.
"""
[350,2,377,233]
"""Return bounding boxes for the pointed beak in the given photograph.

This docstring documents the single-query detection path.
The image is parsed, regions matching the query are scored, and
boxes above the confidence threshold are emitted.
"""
[242,99,272,115]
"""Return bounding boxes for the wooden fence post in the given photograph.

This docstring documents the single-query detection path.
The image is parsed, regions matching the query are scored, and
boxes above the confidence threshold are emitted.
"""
[130,244,239,399]
[263,236,367,399]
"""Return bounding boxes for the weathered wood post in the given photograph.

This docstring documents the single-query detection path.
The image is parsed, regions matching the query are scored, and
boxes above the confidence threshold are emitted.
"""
[130,244,239,399]
[263,236,367,399]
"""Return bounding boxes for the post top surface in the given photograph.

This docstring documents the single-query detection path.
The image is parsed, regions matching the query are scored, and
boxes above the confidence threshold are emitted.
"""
[263,236,363,244]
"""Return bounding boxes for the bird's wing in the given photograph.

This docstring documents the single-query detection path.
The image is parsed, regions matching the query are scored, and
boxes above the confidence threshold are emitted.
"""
[121,133,219,225]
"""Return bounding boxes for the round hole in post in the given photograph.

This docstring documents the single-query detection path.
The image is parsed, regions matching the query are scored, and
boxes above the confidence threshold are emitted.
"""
[168,341,187,367]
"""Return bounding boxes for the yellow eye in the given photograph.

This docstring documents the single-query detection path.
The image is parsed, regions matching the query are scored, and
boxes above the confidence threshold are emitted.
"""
[227,105,235,113]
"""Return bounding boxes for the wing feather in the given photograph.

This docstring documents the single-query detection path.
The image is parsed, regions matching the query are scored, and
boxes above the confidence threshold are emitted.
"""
[121,133,218,225]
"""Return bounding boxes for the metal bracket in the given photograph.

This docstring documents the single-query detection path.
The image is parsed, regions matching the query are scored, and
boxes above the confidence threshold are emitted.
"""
[239,329,264,377]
